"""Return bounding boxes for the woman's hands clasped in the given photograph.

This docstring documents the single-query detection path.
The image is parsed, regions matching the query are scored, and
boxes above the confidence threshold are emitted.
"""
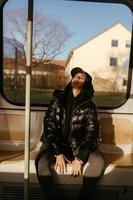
[55,154,70,174]
[55,154,82,177]
[71,159,82,176]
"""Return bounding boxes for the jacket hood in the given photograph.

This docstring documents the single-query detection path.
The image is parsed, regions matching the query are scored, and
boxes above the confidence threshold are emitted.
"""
[53,77,94,105]
[66,74,94,100]
[53,89,64,99]
[81,77,94,99]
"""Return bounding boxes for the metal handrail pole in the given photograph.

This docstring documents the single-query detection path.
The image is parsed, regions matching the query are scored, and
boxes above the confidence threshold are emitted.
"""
[24,0,33,199]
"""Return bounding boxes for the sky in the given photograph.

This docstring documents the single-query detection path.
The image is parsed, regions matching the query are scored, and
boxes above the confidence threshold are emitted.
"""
[3,0,133,59]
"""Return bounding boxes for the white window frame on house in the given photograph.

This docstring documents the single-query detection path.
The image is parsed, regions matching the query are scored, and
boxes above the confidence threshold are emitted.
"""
[111,39,118,47]
[110,57,118,66]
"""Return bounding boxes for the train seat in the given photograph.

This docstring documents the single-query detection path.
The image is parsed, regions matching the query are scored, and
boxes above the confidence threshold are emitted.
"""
[1,115,133,187]
[29,114,133,186]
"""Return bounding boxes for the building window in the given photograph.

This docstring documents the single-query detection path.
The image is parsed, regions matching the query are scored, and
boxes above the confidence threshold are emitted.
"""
[111,40,118,47]
[124,58,129,67]
[123,79,127,86]
[125,40,131,48]
[110,57,117,66]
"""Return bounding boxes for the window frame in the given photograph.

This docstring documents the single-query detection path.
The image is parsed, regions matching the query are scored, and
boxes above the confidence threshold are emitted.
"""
[0,0,133,110]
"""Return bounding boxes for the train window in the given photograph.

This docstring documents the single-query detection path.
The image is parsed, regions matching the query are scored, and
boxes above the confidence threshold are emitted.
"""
[3,0,28,104]
[3,0,132,107]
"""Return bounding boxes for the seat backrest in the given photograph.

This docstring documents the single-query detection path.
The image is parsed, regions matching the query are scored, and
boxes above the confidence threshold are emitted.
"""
[100,117,133,154]
[0,112,44,151]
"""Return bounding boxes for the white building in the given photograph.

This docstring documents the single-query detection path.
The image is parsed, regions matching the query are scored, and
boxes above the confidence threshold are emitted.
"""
[66,23,131,92]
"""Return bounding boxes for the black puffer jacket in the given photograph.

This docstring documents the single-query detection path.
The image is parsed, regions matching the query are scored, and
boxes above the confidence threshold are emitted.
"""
[41,82,100,163]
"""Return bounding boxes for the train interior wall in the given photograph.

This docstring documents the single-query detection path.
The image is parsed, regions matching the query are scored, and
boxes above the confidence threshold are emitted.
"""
[0,107,133,199]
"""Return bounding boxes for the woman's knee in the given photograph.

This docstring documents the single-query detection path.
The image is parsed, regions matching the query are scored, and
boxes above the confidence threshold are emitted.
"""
[83,150,105,177]
[36,151,54,177]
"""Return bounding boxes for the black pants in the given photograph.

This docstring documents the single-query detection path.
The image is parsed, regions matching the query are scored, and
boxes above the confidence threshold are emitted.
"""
[35,147,105,200]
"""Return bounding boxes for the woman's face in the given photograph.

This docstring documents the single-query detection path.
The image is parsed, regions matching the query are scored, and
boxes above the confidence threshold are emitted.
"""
[71,73,86,88]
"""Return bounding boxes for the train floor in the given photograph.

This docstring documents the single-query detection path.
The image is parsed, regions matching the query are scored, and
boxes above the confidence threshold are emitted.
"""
[0,182,133,200]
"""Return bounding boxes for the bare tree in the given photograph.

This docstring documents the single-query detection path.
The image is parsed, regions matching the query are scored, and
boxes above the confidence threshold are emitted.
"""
[4,8,71,65]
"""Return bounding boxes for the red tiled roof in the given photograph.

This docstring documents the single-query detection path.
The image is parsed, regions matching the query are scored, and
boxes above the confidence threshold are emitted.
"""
[4,58,66,71]
[33,59,66,68]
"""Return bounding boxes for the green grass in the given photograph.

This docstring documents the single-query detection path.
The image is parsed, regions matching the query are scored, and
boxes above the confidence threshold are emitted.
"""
[4,89,126,107]
[93,92,126,106]
[4,88,54,104]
